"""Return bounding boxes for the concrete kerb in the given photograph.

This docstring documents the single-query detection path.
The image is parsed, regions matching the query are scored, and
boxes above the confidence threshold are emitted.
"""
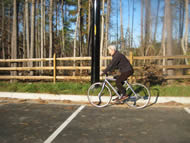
[0,92,89,102]
[0,92,190,104]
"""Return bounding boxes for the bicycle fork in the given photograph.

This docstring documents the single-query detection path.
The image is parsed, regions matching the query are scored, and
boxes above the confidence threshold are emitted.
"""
[97,82,106,103]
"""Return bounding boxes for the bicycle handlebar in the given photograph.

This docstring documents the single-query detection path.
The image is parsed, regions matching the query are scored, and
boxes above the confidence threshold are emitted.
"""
[101,73,116,81]
[106,77,116,81]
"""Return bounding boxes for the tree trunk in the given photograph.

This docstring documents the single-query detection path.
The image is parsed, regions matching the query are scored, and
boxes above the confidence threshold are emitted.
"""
[25,0,30,66]
[30,0,35,75]
[8,4,12,59]
[87,0,92,56]
[120,0,124,50]
[179,0,184,53]
[165,0,174,82]
[55,1,58,37]
[161,1,167,74]
[153,0,160,43]
[140,0,144,56]
[105,0,110,49]
[1,1,5,59]
[43,0,46,59]
[23,3,26,60]
[61,0,65,57]
[79,0,83,74]
[11,0,18,79]
[184,0,188,58]
[181,0,189,65]
[127,0,131,49]
[144,0,151,56]
[105,0,110,66]
[17,2,20,60]
[131,0,134,49]
[116,0,119,48]
[49,0,53,66]
[73,0,81,76]
[100,0,105,72]
[41,0,44,69]
[79,0,82,57]
[36,0,40,61]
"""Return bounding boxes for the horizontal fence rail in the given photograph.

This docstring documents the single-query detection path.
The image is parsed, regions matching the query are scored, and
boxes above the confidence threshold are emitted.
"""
[0,53,190,82]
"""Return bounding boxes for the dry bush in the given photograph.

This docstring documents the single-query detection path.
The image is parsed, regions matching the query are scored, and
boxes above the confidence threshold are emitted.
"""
[135,64,165,86]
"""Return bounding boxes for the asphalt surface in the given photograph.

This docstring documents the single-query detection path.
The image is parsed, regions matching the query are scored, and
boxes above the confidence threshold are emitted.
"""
[0,102,190,143]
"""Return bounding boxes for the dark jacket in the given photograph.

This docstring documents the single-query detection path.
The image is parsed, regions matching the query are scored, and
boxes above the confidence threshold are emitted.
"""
[103,51,133,74]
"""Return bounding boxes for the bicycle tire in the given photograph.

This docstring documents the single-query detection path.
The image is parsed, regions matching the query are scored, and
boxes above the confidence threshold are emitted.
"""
[87,82,112,108]
[125,83,151,109]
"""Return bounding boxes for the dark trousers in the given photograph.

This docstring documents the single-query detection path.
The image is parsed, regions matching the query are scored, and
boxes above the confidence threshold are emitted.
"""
[116,70,133,95]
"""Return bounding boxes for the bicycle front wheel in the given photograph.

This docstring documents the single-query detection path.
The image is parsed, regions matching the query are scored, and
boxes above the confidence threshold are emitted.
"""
[87,82,112,108]
[125,83,151,109]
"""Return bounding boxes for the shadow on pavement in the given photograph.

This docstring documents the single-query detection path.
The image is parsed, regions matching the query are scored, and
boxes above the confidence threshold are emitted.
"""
[147,88,160,107]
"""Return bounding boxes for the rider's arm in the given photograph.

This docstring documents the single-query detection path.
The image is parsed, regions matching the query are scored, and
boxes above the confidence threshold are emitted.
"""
[103,55,120,75]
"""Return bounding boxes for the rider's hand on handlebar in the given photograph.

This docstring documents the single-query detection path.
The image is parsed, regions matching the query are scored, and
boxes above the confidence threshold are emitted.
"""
[100,71,104,76]
[100,71,108,77]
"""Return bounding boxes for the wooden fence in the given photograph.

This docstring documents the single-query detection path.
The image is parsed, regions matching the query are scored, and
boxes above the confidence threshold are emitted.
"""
[0,52,190,83]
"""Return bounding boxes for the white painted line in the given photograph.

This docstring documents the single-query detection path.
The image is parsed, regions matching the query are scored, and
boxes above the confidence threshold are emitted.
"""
[184,107,190,114]
[44,105,86,143]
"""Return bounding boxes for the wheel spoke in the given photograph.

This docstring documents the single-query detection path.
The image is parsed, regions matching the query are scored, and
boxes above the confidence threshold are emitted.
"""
[87,82,112,108]
[125,83,151,109]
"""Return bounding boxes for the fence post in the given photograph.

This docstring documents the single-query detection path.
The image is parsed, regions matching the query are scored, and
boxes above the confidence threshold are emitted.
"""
[129,51,133,65]
[53,53,56,83]
[129,51,133,82]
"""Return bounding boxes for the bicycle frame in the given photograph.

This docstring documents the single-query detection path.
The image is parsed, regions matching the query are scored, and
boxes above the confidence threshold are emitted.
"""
[101,77,138,98]
[88,76,151,108]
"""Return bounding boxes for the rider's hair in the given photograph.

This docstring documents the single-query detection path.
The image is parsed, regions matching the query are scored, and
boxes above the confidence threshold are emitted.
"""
[108,45,116,51]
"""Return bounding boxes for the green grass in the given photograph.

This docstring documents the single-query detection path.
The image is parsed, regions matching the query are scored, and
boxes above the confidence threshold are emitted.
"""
[0,82,90,95]
[0,82,190,97]
[150,84,190,97]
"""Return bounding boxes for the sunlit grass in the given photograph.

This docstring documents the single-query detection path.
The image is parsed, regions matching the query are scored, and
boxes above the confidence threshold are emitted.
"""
[150,84,190,97]
[0,81,90,95]
[0,82,190,97]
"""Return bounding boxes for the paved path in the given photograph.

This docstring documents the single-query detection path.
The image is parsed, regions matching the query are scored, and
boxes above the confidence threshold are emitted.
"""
[1,92,190,104]
[0,102,190,143]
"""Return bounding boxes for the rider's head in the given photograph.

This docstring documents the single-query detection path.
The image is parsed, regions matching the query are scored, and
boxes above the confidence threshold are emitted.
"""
[108,45,116,56]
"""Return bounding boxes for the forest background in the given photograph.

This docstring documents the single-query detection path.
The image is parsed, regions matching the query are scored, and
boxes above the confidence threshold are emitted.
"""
[0,0,189,82]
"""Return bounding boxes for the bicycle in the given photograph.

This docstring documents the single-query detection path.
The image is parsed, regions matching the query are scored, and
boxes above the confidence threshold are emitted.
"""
[87,76,151,109]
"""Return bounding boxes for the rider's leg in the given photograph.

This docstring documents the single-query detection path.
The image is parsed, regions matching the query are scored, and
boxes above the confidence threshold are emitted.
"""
[116,71,133,98]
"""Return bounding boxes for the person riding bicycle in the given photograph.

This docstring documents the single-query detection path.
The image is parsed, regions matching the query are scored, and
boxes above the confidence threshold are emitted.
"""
[101,45,134,102]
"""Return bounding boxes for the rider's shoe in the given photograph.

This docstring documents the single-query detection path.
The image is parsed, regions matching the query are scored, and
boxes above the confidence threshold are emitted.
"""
[112,96,120,101]
[112,93,128,101]
[113,100,124,104]
[119,94,129,101]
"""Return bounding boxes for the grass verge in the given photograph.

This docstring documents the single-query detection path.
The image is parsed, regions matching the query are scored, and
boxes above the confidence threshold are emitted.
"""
[0,82,189,97]
[0,82,90,95]
[150,84,190,97]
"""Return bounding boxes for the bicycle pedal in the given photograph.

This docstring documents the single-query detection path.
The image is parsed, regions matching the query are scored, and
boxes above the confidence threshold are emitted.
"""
[112,100,124,105]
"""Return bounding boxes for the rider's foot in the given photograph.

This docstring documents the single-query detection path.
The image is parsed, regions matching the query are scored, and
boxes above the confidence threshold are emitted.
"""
[112,96,119,101]
[119,94,129,101]
[112,93,128,101]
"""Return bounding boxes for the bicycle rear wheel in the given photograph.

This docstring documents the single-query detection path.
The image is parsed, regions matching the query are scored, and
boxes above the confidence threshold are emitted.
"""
[87,82,112,108]
[125,83,151,109]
